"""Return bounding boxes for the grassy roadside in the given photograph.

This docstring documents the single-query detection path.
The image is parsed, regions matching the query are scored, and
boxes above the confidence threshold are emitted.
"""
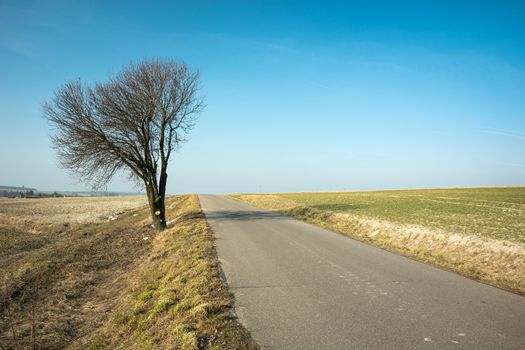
[83,195,258,350]
[229,191,525,295]
[1,195,257,350]
[279,188,525,243]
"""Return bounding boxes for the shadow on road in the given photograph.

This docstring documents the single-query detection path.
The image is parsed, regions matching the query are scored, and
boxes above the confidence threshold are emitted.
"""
[204,210,285,222]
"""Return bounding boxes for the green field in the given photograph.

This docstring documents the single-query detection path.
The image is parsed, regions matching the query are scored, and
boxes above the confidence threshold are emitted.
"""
[278,187,525,243]
[232,187,525,294]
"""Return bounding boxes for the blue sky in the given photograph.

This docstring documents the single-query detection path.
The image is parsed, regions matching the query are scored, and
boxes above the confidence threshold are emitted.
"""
[1,0,524,193]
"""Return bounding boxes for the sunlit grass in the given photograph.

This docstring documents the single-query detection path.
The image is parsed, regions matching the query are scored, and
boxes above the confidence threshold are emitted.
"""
[87,195,258,350]
[279,187,525,243]
[230,187,525,295]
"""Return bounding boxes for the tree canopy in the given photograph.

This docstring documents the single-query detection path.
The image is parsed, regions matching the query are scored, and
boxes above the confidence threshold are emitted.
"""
[44,59,203,230]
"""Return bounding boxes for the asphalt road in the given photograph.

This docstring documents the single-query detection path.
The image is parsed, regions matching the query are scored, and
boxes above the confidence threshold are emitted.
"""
[199,195,525,349]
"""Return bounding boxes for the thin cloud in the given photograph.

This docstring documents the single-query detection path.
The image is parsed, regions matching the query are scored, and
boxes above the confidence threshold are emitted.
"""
[249,40,298,55]
[203,32,299,56]
[480,128,525,141]
[0,3,60,30]
[0,2,62,59]
[498,162,525,168]
[345,59,403,70]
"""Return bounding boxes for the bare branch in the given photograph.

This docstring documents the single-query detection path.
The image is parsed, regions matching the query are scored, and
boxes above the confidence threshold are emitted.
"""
[43,58,203,230]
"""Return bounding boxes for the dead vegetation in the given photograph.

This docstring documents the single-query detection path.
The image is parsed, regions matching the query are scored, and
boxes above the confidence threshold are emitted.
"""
[0,195,256,349]
[0,197,154,350]
[83,195,257,350]
[0,196,147,227]
[230,194,525,295]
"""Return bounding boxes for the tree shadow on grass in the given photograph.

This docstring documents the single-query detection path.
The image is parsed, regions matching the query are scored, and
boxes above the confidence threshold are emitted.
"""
[309,203,369,212]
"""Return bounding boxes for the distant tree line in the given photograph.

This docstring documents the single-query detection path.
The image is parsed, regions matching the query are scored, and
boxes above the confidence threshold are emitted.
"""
[0,190,65,199]
[0,190,125,198]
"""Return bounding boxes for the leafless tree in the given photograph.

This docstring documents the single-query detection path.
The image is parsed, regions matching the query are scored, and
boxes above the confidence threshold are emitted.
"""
[43,59,203,230]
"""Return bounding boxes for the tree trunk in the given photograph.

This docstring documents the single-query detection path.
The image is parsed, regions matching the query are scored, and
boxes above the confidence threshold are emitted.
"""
[145,180,166,231]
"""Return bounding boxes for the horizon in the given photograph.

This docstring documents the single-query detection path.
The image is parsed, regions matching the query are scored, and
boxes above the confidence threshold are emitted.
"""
[2,184,525,197]
[1,1,524,194]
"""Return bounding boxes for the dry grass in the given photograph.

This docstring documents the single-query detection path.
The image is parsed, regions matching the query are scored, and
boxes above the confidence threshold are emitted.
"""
[83,195,258,350]
[0,196,148,226]
[0,195,256,350]
[0,197,153,350]
[230,190,525,295]
[0,196,149,263]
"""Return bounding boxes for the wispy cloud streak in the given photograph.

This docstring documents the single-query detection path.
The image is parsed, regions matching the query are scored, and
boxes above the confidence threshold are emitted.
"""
[480,128,525,141]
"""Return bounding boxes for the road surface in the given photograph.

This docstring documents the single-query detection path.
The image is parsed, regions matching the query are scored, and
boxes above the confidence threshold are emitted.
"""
[199,195,525,349]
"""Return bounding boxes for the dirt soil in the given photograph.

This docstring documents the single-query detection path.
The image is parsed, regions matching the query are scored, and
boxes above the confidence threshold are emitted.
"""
[1,197,153,349]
